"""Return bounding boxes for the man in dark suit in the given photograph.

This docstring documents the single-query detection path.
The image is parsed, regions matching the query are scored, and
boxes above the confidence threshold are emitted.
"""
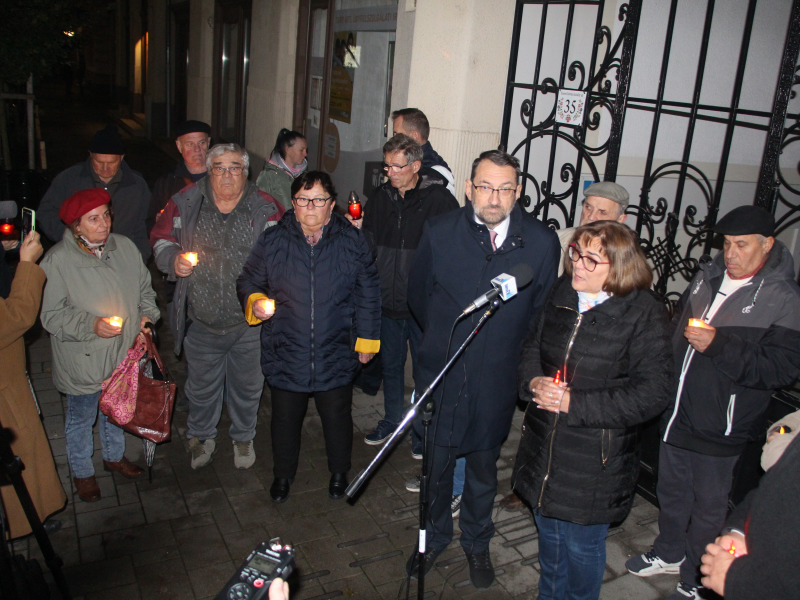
[405,149,559,589]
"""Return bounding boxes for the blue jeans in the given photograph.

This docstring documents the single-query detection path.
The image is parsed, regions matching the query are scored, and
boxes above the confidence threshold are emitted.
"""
[65,391,125,478]
[380,316,421,425]
[534,511,609,600]
[453,456,466,495]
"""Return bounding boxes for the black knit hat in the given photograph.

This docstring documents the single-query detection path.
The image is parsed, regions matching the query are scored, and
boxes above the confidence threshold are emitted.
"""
[175,120,211,138]
[89,124,124,155]
[714,205,775,237]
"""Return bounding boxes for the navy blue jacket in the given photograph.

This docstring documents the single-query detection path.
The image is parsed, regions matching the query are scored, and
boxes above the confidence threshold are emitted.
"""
[408,202,560,451]
[237,210,381,393]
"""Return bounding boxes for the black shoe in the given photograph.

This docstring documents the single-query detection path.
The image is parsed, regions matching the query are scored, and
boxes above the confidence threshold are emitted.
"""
[406,545,446,579]
[270,478,291,503]
[466,551,494,589]
[329,472,348,499]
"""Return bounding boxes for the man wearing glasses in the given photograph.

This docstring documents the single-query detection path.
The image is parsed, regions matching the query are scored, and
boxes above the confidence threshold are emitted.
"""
[405,150,559,588]
[361,134,458,449]
[151,143,284,470]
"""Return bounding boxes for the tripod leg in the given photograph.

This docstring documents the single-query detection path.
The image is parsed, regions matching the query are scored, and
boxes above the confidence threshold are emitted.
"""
[0,425,71,599]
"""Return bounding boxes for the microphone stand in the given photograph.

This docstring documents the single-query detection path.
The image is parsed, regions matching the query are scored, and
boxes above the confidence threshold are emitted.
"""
[346,297,503,599]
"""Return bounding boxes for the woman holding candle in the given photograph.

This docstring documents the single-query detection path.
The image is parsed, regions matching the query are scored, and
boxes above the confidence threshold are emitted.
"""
[511,221,673,600]
[40,188,160,502]
[238,171,380,503]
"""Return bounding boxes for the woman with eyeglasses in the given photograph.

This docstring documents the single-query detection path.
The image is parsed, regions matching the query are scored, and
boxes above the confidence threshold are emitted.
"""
[237,171,381,503]
[511,220,672,600]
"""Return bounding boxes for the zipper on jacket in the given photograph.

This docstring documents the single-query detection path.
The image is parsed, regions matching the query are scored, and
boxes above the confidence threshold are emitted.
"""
[537,309,583,508]
[725,394,736,436]
[601,428,609,470]
[309,244,316,388]
[663,302,710,442]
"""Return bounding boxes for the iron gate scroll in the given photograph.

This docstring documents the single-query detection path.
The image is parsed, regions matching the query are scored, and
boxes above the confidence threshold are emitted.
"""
[502,0,800,302]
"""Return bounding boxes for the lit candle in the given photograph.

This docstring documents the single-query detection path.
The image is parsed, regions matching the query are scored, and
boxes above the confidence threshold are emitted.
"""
[108,316,123,328]
[256,298,275,316]
[183,252,198,266]
[688,318,709,329]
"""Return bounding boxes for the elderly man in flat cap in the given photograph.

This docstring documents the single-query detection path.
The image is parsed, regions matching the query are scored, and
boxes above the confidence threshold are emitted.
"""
[627,205,800,600]
[556,181,629,270]
[38,124,151,260]
[148,120,211,233]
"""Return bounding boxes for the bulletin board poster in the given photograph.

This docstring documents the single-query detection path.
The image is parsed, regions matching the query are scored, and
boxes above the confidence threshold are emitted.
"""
[329,31,357,123]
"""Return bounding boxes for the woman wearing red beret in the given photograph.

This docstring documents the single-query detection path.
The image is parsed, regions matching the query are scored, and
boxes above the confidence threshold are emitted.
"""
[40,188,161,502]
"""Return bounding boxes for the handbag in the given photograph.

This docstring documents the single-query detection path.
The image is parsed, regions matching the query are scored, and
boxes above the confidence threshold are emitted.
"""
[103,326,177,443]
[99,335,147,425]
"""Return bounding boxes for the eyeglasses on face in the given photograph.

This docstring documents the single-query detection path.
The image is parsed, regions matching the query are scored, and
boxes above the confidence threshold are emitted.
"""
[568,243,610,272]
[471,184,516,200]
[293,196,332,207]
[211,165,243,176]
[383,162,412,172]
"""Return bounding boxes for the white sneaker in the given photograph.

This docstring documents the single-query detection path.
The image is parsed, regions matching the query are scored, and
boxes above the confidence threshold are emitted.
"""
[666,581,700,600]
[405,475,421,493]
[626,550,683,576]
[233,440,256,469]
[188,437,216,470]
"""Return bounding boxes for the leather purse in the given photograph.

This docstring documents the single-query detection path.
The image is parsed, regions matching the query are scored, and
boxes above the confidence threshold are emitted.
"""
[104,326,177,444]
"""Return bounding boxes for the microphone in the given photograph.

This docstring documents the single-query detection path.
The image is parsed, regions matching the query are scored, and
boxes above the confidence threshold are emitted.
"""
[461,263,535,316]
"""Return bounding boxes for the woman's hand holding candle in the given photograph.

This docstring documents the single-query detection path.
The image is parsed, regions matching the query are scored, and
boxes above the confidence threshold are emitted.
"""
[94,316,123,338]
[253,297,276,320]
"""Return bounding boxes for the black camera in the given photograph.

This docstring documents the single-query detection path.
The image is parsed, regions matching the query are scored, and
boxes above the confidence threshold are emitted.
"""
[215,537,294,600]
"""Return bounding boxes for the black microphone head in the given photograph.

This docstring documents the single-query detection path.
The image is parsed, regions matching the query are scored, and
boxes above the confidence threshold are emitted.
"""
[507,262,534,289]
[0,201,18,220]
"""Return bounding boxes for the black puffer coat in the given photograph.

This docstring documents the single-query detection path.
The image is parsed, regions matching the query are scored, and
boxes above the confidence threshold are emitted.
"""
[362,167,458,319]
[512,275,672,525]
[237,210,381,393]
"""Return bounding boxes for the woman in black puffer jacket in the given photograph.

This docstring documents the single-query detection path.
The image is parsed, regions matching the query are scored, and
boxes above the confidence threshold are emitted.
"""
[511,221,672,600]
[238,171,380,504]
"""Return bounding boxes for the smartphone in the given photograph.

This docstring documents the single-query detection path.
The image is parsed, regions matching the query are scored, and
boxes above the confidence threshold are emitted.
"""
[21,207,35,241]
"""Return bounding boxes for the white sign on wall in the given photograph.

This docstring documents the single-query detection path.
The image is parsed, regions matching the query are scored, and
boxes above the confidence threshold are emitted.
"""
[556,89,587,127]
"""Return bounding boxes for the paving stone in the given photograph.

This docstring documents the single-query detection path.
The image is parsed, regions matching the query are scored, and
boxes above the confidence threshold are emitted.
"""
[104,521,176,558]
[139,484,190,522]
[64,556,136,595]
[135,557,195,599]
[76,504,146,537]
[174,524,231,568]
[600,572,664,599]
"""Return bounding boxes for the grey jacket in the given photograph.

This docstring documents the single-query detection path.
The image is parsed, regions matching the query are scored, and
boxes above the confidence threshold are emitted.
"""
[38,159,152,260]
[40,232,160,395]
[151,178,283,355]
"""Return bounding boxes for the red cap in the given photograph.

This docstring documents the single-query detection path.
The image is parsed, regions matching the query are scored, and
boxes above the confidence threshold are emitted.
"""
[59,188,110,225]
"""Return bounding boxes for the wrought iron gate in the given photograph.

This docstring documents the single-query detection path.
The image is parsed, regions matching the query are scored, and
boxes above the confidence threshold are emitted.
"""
[501,0,800,303]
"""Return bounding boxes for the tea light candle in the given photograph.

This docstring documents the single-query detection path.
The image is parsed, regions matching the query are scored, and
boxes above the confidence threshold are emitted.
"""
[183,252,198,266]
[108,316,123,328]
[256,298,275,316]
[688,318,710,329]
